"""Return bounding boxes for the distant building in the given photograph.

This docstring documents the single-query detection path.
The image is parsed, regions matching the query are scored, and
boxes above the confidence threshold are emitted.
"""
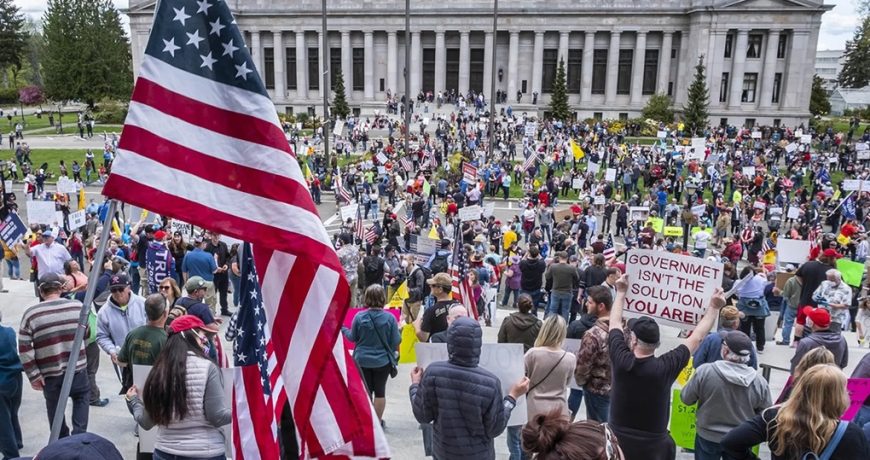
[829,87,870,116]
[814,49,844,92]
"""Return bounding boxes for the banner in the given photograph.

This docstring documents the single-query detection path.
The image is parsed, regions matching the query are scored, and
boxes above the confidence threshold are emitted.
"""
[836,259,865,287]
[624,250,724,329]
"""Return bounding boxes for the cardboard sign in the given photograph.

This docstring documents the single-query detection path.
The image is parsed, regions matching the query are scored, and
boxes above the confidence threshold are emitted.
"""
[415,236,437,255]
[458,205,482,222]
[664,226,684,237]
[605,168,617,182]
[340,203,360,221]
[775,239,812,264]
[417,343,527,425]
[775,272,795,290]
[67,210,86,230]
[629,207,649,222]
[572,178,584,190]
[26,200,58,225]
[786,206,800,219]
[836,259,866,287]
[742,166,756,176]
[0,213,27,247]
[624,250,724,329]
[483,202,495,218]
[844,378,870,421]
[587,162,600,174]
[333,120,344,136]
[594,195,605,205]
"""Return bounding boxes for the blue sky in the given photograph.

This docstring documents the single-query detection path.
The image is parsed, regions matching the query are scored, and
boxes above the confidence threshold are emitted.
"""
[13,0,864,51]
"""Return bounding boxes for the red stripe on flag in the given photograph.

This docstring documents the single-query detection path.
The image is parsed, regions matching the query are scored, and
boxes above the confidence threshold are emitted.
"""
[231,391,245,460]
[130,78,292,155]
[241,366,281,459]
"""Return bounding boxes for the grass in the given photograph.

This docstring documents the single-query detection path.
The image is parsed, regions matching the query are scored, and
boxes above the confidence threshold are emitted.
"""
[5,149,92,179]
[2,111,80,133]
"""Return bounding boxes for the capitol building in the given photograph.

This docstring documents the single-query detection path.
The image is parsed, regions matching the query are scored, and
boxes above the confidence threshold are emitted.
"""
[127,0,830,126]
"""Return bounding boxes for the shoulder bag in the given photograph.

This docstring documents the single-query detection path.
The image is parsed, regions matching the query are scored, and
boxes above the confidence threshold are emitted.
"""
[802,420,850,460]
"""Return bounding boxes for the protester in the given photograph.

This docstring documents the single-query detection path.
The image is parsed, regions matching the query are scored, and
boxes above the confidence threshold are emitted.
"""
[693,306,758,369]
[544,251,578,321]
[851,352,870,428]
[0,311,22,459]
[430,304,468,343]
[778,268,802,345]
[812,269,853,332]
[61,260,88,298]
[158,277,181,306]
[25,230,72,279]
[735,266,770,353]
[522,410,625,460]
[497,294,542,352]
[790,306,848,372]
[777,347,836,404]
[795,249,838,310]
[519,246,547,315]
[180,236,217,311]
[96,273,148,393]
[573,285,614,422]
[414,272,458,342]
[117,294,169,371]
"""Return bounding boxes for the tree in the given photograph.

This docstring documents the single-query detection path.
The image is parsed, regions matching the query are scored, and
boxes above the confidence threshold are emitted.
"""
[682,56,709,136]
[42,0,132,106]
[0,0,27,87]
[548,58,571,121]
[809,75,831,117]
[19,85,45,106]
[641,93,674,123]
[839,16,870,88]
[331,68,350,119]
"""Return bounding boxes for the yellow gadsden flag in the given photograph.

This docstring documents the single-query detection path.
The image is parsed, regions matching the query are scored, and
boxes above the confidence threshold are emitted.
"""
[570,139,585,160]
[388,281,409,308]
[78,188,86,211]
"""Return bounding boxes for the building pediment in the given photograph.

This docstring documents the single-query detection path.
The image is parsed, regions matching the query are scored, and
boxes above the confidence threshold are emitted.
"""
[714,0,825,10]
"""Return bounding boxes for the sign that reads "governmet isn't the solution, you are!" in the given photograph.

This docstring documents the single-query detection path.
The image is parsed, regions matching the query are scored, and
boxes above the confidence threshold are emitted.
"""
[624,250,723,329]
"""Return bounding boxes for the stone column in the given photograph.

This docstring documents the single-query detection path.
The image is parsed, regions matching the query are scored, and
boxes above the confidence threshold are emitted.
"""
[581,31,594,103]
[387,31,397,95]
[411,31,421,96]
[341,31,352,94]
[784,31,809,109]
[728,30,749,108]
[296,31,307,100]
[630,31,646,105]
[507,31,519,99]
[758,29,780,108]
[531,32,544,96]
[558,31,569,66]
[364,31,374,99]
[604,31,621,104]
[435,31,446,93]
[459,31,471,94]
[273,31,285,100]
[251,31,263,76]
[483,31,494,97]
[657,31,673,95]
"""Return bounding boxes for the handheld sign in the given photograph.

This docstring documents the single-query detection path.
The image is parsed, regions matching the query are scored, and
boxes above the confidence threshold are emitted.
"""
[26,201,58,225]
[0,213,27,247]
[458,205,482,222]
[605,168,617,182]
[67,210,86,230]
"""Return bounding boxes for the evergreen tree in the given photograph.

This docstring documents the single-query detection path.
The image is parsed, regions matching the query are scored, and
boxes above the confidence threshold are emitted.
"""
[682,56,709,136]
[548,58,571,121]
[0,0,27,87]
[641,93,674,123]
[809,75,831,117]
[42,0,132,106]
[331,67,350,119]
[839,16,870,88]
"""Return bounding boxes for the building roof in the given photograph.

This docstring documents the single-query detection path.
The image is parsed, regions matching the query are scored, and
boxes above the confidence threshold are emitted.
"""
[832,88,870,105]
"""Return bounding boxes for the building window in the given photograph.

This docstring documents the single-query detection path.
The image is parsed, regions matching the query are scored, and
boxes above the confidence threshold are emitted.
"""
[567,49,582,93]
[469,48,484,93]
[541,49,558,93]
[285,47,296,90]
[724,34,733,58]
[616,49,633,95]
[773,118,781,127]
[741,72,758,102]
[745,118,756,128]
[446,48,460,91]
[422,48,435,93]
[307,47,319,90]
[777,34,787,59]
[352,48,364,91]
[379,78,385,92]
[619,112,628,121]
[668,81,673,96]
[746,34,763,58]
[593,112,603,120]
[263,47,274,89]
[642,49,658,95]
[720,118,728,127]
[671,48,676,59]
[329,47,341,89]
[719,72,729,103]
[772,72,782,103]
[592,49,607,94]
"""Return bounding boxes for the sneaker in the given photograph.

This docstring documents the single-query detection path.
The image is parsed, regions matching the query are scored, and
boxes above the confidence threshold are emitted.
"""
[90,398,109,407]
[757,348,765,354]
[221,309,232,317]
[776,341,789,346]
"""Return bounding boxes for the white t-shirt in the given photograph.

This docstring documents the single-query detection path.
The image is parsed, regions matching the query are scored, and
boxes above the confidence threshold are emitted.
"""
[693,230,712,249]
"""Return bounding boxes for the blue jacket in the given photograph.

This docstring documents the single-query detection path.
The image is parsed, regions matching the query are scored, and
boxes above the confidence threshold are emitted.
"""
[342,309,400,368]
[693,329,758,370]
[0,325,23,389]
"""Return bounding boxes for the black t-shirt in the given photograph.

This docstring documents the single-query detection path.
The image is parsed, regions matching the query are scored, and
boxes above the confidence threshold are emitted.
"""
[519,257,546,291]
[795,260,833,307]
[205,241,230,267]
[608,329,690,434]
[420,300,456,338]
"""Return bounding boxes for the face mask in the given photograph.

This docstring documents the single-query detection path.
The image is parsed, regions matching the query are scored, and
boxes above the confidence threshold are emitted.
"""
[401,260,409,268]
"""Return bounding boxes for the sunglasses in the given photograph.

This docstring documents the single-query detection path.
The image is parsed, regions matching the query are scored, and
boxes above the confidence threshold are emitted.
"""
[110,287,126,293]
[159,285,171,291]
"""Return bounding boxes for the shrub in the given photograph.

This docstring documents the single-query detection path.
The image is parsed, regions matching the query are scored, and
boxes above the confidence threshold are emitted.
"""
[0,88,19,104]
[92,99,129,124]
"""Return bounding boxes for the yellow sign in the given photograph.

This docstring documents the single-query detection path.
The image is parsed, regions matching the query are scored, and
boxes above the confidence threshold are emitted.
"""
[647,217,664,233]
[676,357,695,387]
[388,281,409,308]
[664,226,684,237]
[570,139,585,160]
[399,323,419,364]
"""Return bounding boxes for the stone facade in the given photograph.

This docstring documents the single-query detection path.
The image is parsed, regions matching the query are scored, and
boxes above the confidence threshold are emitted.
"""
[126,0,830,126]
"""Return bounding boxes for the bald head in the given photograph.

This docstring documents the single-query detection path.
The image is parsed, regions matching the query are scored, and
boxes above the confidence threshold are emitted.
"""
[446,304,469,326]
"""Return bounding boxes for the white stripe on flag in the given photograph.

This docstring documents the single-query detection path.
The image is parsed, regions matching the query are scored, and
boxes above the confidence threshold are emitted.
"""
[309,385,347,454]
[234,368,263,460]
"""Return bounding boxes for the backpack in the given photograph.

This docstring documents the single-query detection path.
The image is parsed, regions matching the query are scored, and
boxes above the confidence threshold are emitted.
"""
[363,256,385,286]
[429,251,449,275]
[412,265,433,299]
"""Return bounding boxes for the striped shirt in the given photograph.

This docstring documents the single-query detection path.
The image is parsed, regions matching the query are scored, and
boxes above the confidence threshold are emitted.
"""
[18,297,87,383]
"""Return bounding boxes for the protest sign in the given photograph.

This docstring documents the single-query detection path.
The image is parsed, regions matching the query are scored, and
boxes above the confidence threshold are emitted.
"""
[562,339,582,390]
[26,201,58,225]
[422,117,430,126]
[753,200,766,210]
[56,177,77,194]
[572,178,584,189]
[786,206,800,219]
[333,120,344,136]
[624,250,724,329]
[676,357,695,387]
[399,323,418,363]
[775,272,795,290]
[3,180,11,192]
[483,202,495,218]
[67,210,86,230]
[800,134,811,144]
[751,131,761,139]
[775,239,811,264]
[376,152,388,164]
[647,217,664,233]
[604,168,617,182]
[841,179,870,191]
[170,219,193,237]
[594,195,605,205]
[844,379,870,421]
[742,166,756,176]
[663,226,683,237]
[377,166,386,175]
[628,207,648,222]
[343,307,401,350]
[0,213,27,247]
[134,365,233,453]
[691,204,706,217]
[340,203,359,221]
[859,149,870,160]
[670,389,697,449]
[785,143,797,153]
[524,122,537,138]
[416,236,437,255]
[458,205,482,222]
[416,342,527,425]
[657,130,667,139]
[587,161,600,174]
[836,259,865,287]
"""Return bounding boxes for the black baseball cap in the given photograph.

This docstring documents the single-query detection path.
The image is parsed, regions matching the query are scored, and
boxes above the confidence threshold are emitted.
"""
[627,316,660,344]
[723,331,753,356]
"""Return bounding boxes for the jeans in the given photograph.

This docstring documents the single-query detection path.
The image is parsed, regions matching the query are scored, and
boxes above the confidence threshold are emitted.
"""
[153,450,225,460]
[501,287,520,307]
[520,289,544,316]
[43,370,90,439]
[213,272,229,312]
[506,425,528,460]
[780,304,798,344]
[547,291,573,322]
[4,259,19,279]
[85,342,101,404]
[130,265,141,295]
[229,272,241,308]
[584,390,610,422]
[0,373,22,460]
[740,316,767,350]
[693,434,723,460]
[568,388,583,419]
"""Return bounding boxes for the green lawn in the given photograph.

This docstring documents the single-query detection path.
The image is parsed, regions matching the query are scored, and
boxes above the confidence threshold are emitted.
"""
[2,111,81,133]
[8,149,92,178]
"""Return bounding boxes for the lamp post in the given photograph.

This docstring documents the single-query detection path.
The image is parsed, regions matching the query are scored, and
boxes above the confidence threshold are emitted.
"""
[487,0,498,162]
[321,0,331,170]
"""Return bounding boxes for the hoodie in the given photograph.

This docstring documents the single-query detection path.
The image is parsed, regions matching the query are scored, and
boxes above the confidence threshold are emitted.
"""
[681,360,771,442]
[790,329,849,372]
[497,312,542,352]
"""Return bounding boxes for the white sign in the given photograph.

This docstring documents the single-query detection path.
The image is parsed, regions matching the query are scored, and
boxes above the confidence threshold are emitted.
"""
[376,152,388,164]
[587,162,600,174]
[691,204,706,217]
[842,180,870,191]
[416,236,437,255]
[753,200,766,210]
[333,120,344,136]
[340,203,360,221]
[800,134,812,144]
[785,143,797,153]
[422,117,430,126]
[858,150,870,160]
[26,200,58,225]
[67,210,86,230]
[170,219,193,237]
[624,249,724,329]
[594,195,606,205]
[416,342,527,425]
[3,180,11,192]
[742,166,756,176]
[458,205,482,222]
[786,206,800,220]
[483,202,495,218]
[776,239,812,264]
[751,131,762,139]
[295,122,303,131]
[657,130,667,139]
[605,168,617,182]
[56,177,77,194]
[524,123,538,138]
[688,138,706,160]
[629,206,649,222]
[377,166,386,175]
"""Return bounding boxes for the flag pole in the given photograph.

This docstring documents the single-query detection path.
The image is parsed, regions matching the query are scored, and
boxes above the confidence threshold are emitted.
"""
[487,0,498,163]
[403,0,411,160]
[50,199,118,442]
[321,0,331,169]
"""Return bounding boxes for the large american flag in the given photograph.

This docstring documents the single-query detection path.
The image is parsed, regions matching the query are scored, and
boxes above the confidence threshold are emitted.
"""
[102,1,388,458]
[450,224,478,318]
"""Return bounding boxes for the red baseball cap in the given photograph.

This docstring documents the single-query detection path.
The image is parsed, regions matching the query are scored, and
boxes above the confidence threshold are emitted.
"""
[170,314,218,334]
[802,307,831,328]
[822,248,843,259]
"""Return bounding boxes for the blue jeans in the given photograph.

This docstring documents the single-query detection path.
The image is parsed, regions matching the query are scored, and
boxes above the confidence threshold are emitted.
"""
[0,373,22,460]
[584,390,610,422]
[693,434,723,460]
[520,289,544,316]
[568,388,583,419]
[230,272,241,307]
[4,259,19,279]
[547,291,573,322]
[153,450,225,460]
[501,287,519,307]
[506,425,528,460]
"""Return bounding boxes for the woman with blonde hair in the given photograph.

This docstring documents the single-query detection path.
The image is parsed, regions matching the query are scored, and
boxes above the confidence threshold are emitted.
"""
[775,346,835,404]
[722,364,870,459]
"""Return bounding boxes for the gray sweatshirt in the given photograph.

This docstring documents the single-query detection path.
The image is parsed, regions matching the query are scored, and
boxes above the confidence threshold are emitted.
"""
[681,360,771,443]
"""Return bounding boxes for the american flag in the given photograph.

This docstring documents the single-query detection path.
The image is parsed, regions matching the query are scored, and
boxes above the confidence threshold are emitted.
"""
[809,220,822,253]
[401,214,416,232]
[429,150,438,170]
[603,234,617,263]
[334,174,352,204]
[522,148,540,173]
[400,156,413,173]
[364,224,378,245]
[355,203,366,243]
[101,1,388,458]
[450,224,478,319]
